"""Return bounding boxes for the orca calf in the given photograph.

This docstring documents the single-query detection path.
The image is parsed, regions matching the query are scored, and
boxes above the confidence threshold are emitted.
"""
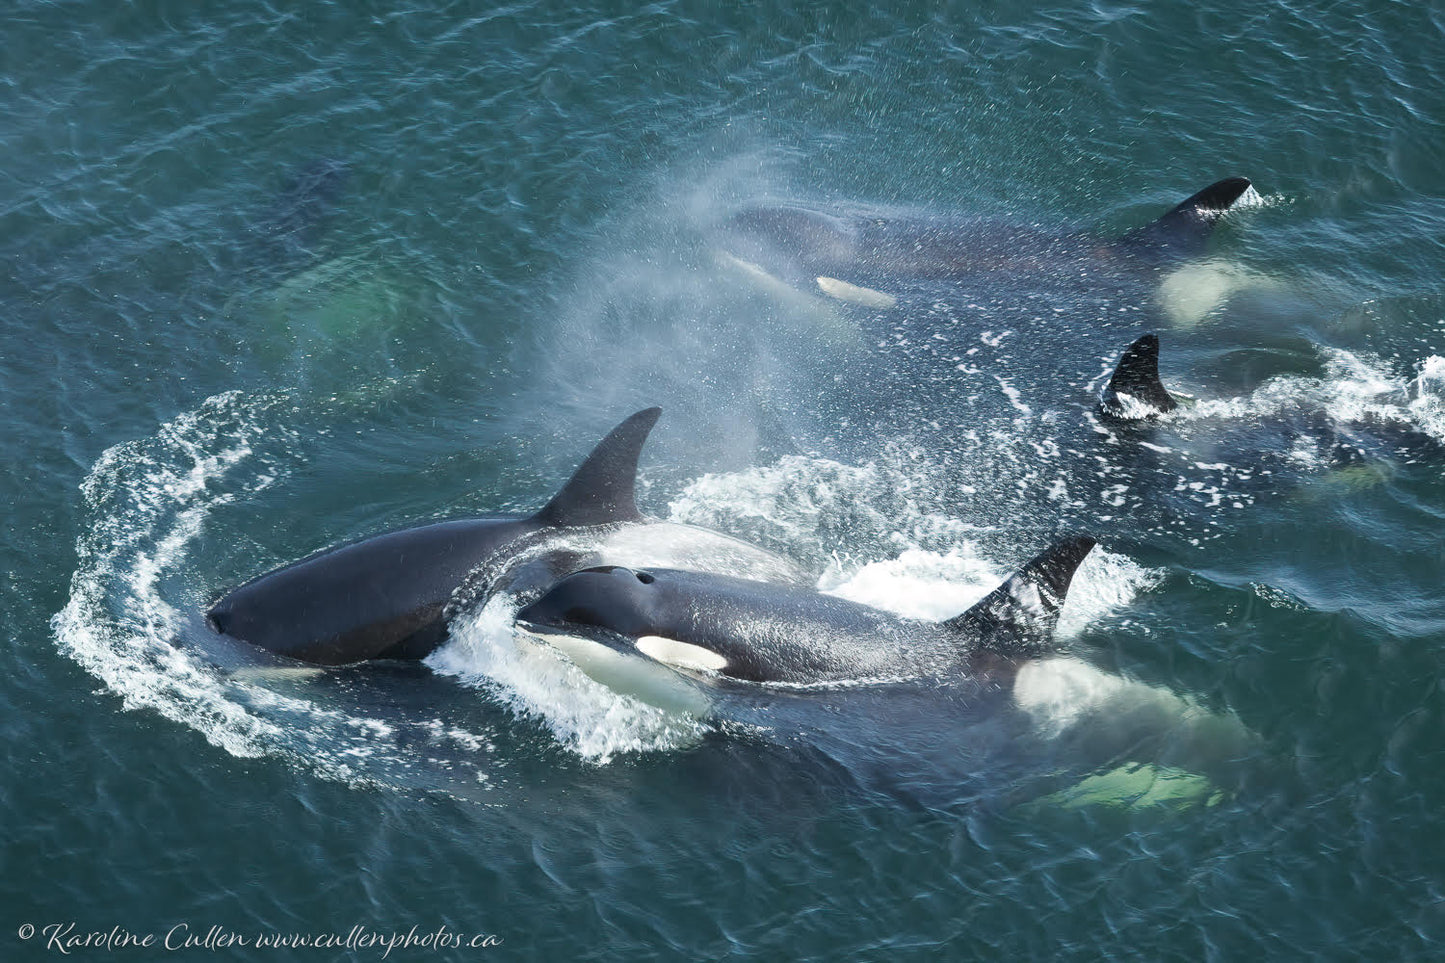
[516,536,1095,685]
[720,177,1253,302]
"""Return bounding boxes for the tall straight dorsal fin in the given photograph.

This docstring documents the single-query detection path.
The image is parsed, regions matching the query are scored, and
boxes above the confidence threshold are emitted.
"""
[1099,334,1179,420]
[533,408,662,527]
[944,536,1096,657]
[1118,176,1252,260]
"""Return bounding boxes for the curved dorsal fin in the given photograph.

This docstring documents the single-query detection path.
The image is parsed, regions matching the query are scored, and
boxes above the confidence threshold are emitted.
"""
[944,536,1096,656]
[533,408,662,527]
[1099,334,1179,420]
[1118,176,1252,260]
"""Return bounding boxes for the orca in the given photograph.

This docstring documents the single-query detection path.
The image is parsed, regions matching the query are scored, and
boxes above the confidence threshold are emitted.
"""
[720,177,1254,300]
[516,537,1095,685]
[206,408,802,666]
[1095,332,1445,486]
[1099,333,1180,421]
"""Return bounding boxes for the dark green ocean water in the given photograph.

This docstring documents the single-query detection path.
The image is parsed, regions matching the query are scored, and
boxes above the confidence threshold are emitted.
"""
[5,1,1445,959]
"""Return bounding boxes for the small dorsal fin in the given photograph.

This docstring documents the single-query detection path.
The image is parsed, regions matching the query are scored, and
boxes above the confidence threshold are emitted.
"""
[1118,176,1252,260]
[1099,334,1179,420]
[944,536,1096,656]
[533,408,661,527]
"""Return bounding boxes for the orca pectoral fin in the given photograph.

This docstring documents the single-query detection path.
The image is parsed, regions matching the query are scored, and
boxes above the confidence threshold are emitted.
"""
[1099,334,1179,420]
[533,407,661,527]
[944,536,1096,657]
[1118,176,1253,260]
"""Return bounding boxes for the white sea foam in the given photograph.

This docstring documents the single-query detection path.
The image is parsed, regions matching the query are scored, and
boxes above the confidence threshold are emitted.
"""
[670,453,1161,637]
[51,390,499,787]
[430,598,711,763]
[817,543,1158,640]
[1186,346,1445,445]
[53,392,295,761]
[667,453,979,567]
[1056,548,1163,639]
[818,548,1003,620]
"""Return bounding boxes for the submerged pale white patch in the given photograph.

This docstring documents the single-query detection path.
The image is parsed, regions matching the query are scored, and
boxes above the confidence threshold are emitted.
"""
[713,251,794,293]
[1012,657,1129,732]
[815,275,898,309]
[1157,259,1280,327]
[635,635,729,673]
[1013,656,1256,789]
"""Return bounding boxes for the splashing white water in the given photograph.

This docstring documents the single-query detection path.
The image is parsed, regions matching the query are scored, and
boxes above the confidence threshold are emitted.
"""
[1186,346,1445,445]
[817,543,1159,640]
[817,548,1003,620]
[51,390,501,787]
[670,452,1162,637]
[53,392,296,760]
[667,453,979,567]
[430,598,711,763]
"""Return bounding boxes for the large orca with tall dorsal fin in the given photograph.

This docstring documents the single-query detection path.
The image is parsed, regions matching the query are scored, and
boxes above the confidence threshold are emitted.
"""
[206,407,811,666]
[516,536,1096,685]
[719,177,1253,305]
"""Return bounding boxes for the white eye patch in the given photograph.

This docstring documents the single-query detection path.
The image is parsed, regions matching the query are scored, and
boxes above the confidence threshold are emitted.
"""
[635,635,729,673]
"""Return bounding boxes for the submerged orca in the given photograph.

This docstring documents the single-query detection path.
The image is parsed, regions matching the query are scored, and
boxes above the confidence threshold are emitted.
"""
[720,177,1254,303]
[1096,331,1445,493]
[207,408,687,665]
[516,536,1095,685]
[243,158,352,271]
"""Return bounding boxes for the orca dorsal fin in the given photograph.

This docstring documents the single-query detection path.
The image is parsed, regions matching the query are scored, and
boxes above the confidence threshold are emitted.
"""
[944,536,1096,657]
[533,408,662,527]
[1118,176,1252,260]
[1099,334,1179,420]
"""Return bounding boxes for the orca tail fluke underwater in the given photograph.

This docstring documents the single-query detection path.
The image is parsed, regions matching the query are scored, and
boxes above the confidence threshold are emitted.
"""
[1099,333,1180,420]
[944,535,1097,657]
[533,407,663,527]
[1118,176,1253,260]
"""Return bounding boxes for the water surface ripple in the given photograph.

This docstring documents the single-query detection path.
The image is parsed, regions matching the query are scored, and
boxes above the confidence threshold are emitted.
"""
[4,0,1445,959]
